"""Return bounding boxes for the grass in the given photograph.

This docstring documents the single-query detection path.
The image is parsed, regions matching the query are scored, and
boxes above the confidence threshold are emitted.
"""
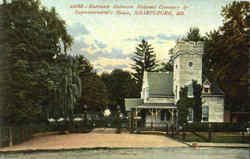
[172,132,250,143]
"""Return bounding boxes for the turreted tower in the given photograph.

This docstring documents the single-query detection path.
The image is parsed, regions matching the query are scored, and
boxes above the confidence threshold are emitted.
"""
[172,40,204,103]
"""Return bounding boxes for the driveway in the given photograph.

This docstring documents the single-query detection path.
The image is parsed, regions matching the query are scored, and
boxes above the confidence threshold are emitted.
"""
[0,128,187,152]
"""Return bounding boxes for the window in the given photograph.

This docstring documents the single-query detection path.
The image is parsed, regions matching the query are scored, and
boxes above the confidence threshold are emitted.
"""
[204,88,209,93]
[187,84,194,98]
[187,108,193,122]
[188,62,193,68]
[202,106,209,122]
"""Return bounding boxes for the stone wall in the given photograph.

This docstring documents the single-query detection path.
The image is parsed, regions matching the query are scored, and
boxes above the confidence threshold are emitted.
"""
[202,96,224,122]
[172,40,204,57]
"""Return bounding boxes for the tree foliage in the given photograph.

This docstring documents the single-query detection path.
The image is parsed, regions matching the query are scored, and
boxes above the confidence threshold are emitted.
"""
[101,69,139,112]
[131,39,157,92]
[203,1,249,112]
[182,27,204,42]
[156,49,174,72]
[156,62,173,72]
[176,81,202,125]
[0,0,73,125]
[74,57,109,114]
[78,71,109,113]
[47,55,82,122]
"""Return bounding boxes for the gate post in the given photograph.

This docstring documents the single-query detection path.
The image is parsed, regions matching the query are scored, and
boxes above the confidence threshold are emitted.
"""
[129,111,134,133]
[9,127,13,146]
[208,123,212,142]
[182,131,186,140]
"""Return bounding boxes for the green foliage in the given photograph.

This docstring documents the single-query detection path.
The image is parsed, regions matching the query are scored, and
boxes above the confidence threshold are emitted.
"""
[131,39,157,92]
[78,71,109,113]
[176,81,202,126]
[156,48,174,72]
[182,27,204,42]
[203,1,249,112]
[47,55,82,121]
[101,69,140,112]
[156,61,173,72]
[176,87,193,126]
[0,0,72,125]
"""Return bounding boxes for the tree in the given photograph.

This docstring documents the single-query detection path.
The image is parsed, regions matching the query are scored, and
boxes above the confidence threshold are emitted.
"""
[156,48,174,72]
[101,69,140,112]
[76,68,109,114]
[0,0,73,125]
[182,27,204,42]
[131,39,157,92]
[203,1,249,112]
[52,55,82,121]
[203,30,221,79]
[156,62,173,72]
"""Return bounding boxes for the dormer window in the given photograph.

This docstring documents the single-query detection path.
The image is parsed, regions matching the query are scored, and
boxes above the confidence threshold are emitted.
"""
[202,79,211,94]
[204,88,209,93]
[188,62,193,68]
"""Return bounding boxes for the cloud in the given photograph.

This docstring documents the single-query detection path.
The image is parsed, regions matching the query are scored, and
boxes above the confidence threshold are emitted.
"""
[90,44,97,50]
[69,37,90,57]
[96,48,132,59]
[94,40,107,49]
[125,35,155,42]
[157,33,182,40]
[103,64,128,70]
[124,33,182,44]
[68,23,90,37]
[81,46,132,61]
[93,57,133,72]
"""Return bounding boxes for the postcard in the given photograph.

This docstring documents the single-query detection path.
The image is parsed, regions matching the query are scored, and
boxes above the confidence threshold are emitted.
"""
[0,0,249,158]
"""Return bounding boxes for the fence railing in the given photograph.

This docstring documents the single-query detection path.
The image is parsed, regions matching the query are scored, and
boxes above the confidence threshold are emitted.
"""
[182,122,250,132]
[0,127,34,147]
[178,122,250,143]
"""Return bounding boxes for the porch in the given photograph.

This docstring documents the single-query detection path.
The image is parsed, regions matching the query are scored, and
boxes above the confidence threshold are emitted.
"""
[129,104,178,131]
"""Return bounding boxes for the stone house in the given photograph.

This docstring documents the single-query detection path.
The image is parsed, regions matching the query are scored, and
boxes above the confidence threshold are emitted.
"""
[125,40,225,129]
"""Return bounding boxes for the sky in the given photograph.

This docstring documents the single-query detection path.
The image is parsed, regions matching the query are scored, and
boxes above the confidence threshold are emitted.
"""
[40,0,236,73]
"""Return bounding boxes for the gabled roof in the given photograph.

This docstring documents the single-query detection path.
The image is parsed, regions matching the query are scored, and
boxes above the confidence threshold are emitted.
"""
[203,79,211,87]
[147,72,174,97]
[202,78,224,96]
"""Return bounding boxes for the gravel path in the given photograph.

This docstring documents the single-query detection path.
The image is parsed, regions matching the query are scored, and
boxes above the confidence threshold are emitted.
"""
[0,129,187,151]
